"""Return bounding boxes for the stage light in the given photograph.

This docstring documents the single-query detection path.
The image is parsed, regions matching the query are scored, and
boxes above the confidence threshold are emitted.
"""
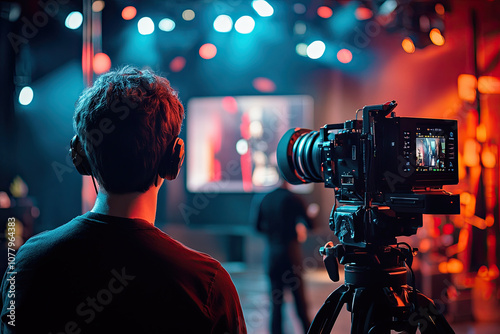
[169,56,186,72]
[306,40,325,59]
[19,86,34,105]
[252,0,274,17]
[213,15,233,33]
[476,123,487,143]
[92,1,105,13]
[293,3,306,14]
[138,17,154,35]
[442,223,454,235]
[249,121,264,138]
[222,96,238,114]
[463,138,480,167]
[199,43,217,59]
[429,28,445,46]
[235,16,255,34]
[252,77,276,93]
[182,9,195,21]
[379,0,397,15]
[435,3,445,15]
[355,6,373,20]
[295,43,307,56]
[458,74,477,102]
[337,49,352,63]
[478,76,500,94]
[402,37,415,53]
[236,139,249,155]
[65,11,83,30]
[482,149,496,169]
[294,21,306,35]
[159,18,175,32]
[485,214,495,227]
[122,6,136,20]
[447,258,464,274]
[317,6,333,19]
[93,53,111,74]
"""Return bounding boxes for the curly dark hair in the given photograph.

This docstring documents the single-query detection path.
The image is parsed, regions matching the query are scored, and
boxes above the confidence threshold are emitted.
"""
[73,66,184,193]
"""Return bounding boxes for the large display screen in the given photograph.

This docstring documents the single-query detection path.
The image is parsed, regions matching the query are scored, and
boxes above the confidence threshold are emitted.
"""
[186,95,313,192]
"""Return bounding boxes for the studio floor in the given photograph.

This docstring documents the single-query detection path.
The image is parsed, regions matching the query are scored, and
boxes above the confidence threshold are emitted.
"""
[228,265,500,334]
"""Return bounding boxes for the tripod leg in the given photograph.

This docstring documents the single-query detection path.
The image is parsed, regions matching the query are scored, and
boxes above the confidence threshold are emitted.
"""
[307,284,351,334]
[350,287,396,334]
[350,287,377,334]
[408,291,455,334]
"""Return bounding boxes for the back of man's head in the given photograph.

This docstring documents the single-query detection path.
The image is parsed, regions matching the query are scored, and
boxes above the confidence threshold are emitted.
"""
[73,66,184,193]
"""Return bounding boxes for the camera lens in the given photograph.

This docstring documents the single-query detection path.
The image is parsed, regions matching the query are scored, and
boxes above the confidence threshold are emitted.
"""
[276,128,323,184]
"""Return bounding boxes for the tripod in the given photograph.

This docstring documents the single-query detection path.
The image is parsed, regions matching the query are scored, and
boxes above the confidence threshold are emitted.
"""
[307,243,456,334]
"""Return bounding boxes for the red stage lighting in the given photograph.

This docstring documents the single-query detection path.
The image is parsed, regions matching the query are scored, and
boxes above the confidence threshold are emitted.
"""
[199,43,217,59]
[93,53,111,74]
[122,6,137,21]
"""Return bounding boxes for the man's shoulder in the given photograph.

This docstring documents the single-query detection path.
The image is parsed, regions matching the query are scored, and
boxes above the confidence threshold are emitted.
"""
[15,215,84,257]
[155,231,223,275]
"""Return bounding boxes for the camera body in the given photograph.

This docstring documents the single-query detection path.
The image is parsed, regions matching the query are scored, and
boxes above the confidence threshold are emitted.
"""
[321,117,458,203]
[277,101,460,246]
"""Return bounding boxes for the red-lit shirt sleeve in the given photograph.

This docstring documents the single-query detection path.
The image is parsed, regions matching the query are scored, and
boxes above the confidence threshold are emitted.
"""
[207,264,247,334]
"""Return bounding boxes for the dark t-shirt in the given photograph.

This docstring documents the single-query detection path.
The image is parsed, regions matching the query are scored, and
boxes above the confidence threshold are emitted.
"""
[255,188,310,244]
[0,212,246,333]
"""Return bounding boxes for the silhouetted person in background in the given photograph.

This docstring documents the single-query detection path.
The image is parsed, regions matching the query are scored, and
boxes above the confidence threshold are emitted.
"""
[253,182,312,334]
[1,67,246,333]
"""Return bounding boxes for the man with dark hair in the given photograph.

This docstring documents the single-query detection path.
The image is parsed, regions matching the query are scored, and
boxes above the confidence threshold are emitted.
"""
[0,67,247,333]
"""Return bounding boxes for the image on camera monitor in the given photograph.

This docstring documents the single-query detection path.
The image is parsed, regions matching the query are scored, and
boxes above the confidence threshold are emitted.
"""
[415,136,446,171]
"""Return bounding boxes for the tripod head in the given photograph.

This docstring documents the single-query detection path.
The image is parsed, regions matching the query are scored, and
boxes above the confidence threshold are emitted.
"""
[319,241,416,284]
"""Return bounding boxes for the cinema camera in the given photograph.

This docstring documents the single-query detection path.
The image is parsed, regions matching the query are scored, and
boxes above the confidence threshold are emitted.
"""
[277,101,459,333]
[277,100,459,247]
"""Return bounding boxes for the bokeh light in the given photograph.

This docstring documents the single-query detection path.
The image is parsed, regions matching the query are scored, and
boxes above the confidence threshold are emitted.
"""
[293,3,306,14]
[252,77,276,93]
[19,86,34,105]
[252,0,274,17]
[294,21,306,34]
[138,17,154,35]
[121,6,136,20]
[65,11,83,29]
[169,56,186,72]
[199,43,217,59]
[296,43,308,56]
[93,53,111,74]
[92,0,105,13]
[317,6,333,19]
[337,49,353,63]
[213,15,233,33]
[307,40,326,59]
[159,18,175,32]
[222,96,238,114]
[442,223,454,235]
[355,6,373,20]
[235,16,255,34]
[429,28,445,46]
[236,139,249,155]
[476,123,487,142]
[182,9,195,21]
[435,3,445,15]
[482,149,496,168]
[402,37,415,53]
